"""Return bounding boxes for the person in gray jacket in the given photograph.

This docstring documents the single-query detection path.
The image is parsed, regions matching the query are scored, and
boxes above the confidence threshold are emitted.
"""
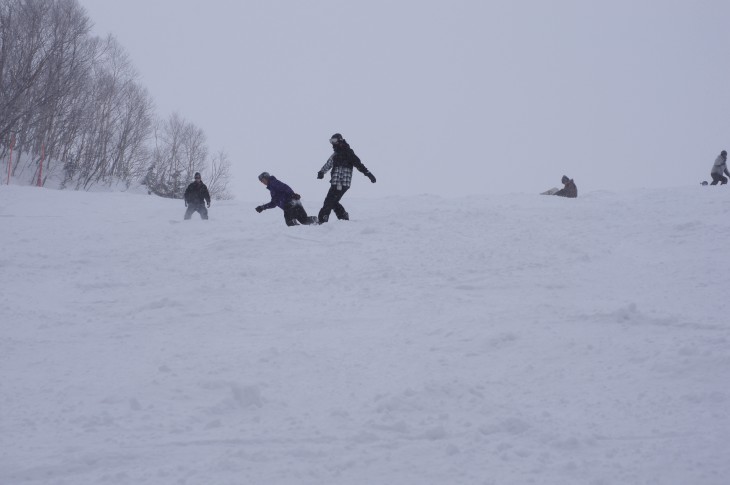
[710,150,729,185]
[554,175,578,198]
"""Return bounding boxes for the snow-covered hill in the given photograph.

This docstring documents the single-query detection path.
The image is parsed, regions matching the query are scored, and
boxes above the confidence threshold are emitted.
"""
[1,185,729,485]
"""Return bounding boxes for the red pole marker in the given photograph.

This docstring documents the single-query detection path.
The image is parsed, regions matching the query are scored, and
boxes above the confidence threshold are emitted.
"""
[6,134,14,185]
[37,143,44,187]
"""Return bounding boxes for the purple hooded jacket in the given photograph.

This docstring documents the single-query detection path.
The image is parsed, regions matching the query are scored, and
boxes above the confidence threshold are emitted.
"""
[262,176,295,210]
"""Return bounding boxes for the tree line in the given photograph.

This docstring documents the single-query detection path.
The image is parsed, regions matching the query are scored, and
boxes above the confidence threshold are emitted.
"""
[0,0,231,198]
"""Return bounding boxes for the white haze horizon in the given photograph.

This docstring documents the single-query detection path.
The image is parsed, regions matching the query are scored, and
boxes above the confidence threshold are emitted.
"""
[77,0,730,200]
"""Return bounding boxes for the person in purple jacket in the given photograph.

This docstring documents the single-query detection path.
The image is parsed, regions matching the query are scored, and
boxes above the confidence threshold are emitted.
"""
[255,172,318,226]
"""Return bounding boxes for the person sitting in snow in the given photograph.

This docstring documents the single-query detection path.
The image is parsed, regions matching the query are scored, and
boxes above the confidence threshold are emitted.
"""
[710,150,729,185]
[554,175,578,198]
[255,172,318,226]
[183,172,211,220]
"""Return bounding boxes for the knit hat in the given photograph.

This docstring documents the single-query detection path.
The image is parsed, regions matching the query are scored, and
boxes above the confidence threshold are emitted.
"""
[258,172,270,182]
[194,172,201,179]
[561,175,570,184]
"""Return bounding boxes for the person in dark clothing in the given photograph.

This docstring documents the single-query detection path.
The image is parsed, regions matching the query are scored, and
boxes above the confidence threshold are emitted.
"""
[255,172,318,226]
[184,172,211,219]
[710,150,729,185]
[316,133,376,223]
[554,175,578,198]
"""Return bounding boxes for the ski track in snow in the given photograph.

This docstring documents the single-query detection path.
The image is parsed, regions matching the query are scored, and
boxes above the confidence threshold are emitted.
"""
[1,186,729,485]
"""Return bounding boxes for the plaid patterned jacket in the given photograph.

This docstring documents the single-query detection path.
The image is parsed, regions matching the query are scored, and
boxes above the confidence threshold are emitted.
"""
[319,141,369,188]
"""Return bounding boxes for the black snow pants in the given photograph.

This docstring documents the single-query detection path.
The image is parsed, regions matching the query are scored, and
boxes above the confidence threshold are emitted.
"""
[710,173,728,185]
[284,201,317,226]
[318,185,350,223]
[184,202,208,220]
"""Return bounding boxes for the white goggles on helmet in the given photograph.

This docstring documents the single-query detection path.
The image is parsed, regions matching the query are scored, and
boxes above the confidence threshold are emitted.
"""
[330,137,341,144]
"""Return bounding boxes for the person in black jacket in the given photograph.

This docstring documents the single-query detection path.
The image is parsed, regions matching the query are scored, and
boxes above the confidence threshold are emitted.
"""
[316,133,376,223]
[255,172,318,226]
[554,175,578,198]
[184,172,211,220]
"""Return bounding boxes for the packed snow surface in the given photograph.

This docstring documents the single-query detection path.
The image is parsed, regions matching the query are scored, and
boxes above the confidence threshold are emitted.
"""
[1,185,729,485]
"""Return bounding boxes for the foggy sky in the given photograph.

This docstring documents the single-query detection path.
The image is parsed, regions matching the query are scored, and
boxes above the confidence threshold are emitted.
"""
[78,0,730,199]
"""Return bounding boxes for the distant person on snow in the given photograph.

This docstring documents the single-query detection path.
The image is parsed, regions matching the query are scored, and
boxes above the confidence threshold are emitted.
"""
[710,150,729,185]
[255,172,318,226]
[554,175,578,198]
[184,172,211,220]
[316,133,376,223]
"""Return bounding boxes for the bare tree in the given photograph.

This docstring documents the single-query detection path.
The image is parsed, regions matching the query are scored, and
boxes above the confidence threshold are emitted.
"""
[146,114,232,200]
[1,0,231,196]
[58,34,150,189]
[207,149,233,200]
[1,0,97,185]
[0,0,53,143]
[147,113,208,197]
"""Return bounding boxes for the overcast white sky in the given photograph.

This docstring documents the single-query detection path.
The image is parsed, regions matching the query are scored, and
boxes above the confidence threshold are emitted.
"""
[79,0,730,199]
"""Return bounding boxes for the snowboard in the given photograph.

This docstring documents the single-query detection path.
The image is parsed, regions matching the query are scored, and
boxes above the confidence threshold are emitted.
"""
[541,187,560,195]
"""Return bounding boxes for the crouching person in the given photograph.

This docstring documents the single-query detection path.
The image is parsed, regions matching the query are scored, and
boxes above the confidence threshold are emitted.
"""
[710,150,729,185]
[554,175,578,198]
[255,172,318,226]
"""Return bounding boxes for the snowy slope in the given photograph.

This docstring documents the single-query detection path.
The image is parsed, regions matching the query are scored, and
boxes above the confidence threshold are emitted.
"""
[1,185,729,485]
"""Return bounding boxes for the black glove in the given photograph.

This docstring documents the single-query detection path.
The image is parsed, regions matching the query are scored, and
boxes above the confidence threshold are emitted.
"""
[292,193,301,200]
[366,172,376,183]
[317,171,324,179]
[255,205,264,213]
